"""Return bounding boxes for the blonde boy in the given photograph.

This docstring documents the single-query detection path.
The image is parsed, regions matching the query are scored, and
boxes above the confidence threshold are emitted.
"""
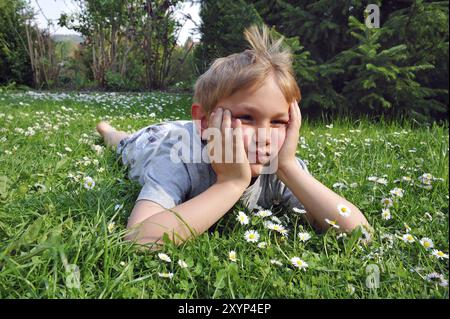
[96,25,370,249]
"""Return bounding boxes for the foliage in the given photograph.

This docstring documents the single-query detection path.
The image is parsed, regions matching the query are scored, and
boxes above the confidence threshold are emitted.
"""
[0,0,33,86]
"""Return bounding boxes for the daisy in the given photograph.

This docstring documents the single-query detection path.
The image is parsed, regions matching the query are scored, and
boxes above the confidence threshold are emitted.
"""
[268,223,287,235]
[420,238,434,250]
[229,250,237,262]
[325,218,340,229]
[425,272,444,282]
[381,208,391,220]
[376,177,388,185]
[290,257,308,270]
[381,197,393,208]
[418,173,433,185]
[270,259,283,266]
[244,230,260,243]
[157,253,171,263]
[292,207,307,214]
[236,211,249,225]
[178,260,188,268]
[431,249,449,260]
[298,232,311,242]
[158,272,174,279]
[255,209,272,218]
[390,187,404,198]
[337,204,351,217]
[83,176,95,190]
[257,242,267,248]
[402,234,415,243]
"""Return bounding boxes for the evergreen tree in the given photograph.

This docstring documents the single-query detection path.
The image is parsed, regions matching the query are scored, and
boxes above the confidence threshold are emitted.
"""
[193,0,264,75]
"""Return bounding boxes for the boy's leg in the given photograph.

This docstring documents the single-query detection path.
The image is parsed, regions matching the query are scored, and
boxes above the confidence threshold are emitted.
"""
[96,121,130,148]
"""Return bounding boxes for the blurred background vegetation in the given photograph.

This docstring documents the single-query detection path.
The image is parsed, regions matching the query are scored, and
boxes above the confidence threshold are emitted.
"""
[0,0,448,122]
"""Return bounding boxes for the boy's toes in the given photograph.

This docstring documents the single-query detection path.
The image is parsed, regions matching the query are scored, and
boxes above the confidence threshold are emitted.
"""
[96,121,113,135]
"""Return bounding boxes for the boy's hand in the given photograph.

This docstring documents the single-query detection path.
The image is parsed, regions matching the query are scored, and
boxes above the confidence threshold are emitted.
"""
[277,100,302,172]
[203,107,252,188]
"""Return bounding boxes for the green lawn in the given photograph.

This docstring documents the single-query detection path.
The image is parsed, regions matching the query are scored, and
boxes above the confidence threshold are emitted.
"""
[0,91,448,298]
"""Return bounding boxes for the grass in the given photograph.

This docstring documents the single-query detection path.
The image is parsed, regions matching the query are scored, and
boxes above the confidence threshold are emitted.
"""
[0,90,448,298]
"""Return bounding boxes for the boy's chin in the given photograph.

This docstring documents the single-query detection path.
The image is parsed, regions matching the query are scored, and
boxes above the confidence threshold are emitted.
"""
[250,163,263,177]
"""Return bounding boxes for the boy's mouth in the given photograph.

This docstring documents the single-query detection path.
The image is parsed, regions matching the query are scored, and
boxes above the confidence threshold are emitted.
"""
[249,150,271,165]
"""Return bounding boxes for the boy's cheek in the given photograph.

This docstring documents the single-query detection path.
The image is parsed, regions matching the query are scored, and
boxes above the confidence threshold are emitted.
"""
[272,129,286,153]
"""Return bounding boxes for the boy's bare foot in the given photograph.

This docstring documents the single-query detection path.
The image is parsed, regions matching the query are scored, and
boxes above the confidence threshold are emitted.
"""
[96,121,130,148]
[96,121,113,136]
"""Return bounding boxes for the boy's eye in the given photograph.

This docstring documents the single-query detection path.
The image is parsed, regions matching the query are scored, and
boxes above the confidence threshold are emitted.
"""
[272,120,288,126]
[236,115,252,121]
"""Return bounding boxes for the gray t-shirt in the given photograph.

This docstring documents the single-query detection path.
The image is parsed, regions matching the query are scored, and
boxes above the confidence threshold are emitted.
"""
[117,120,310,211]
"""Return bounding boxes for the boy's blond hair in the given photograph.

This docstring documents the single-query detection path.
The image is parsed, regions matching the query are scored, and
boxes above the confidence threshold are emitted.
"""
[193,24,301,115]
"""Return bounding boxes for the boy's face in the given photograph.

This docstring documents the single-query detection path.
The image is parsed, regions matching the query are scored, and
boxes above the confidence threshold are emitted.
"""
[210,76,291,177]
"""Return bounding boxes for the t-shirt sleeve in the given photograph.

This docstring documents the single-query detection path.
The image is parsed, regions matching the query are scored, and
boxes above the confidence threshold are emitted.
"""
[136,149,192,209]
[280,157,311,210]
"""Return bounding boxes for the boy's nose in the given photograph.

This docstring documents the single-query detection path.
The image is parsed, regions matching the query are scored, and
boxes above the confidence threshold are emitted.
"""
[254,126,272,147]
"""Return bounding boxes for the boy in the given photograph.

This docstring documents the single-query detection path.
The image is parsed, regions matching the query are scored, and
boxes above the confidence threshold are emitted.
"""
[96,25,370,249]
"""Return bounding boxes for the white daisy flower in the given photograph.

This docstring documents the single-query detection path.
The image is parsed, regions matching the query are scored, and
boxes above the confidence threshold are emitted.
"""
[244,230,260,243]
[390,187,404,198]
[298,232,311,242]
[402,234,415,243]
[228,250,237,262]
[119,261,126,267]
[257,242,267,248]
[256,209,272,218]
[420,238,434,250]
[337,204,351,217]
[425,272,444,282]
[157,253,171,263]
[431,249,449,260]
[325,218,340,229]
[376,177,388,185]
[381,208,391,220]
[292,207,307,214]
[381,197,393,207]
[270,259,283,266]
[267,223,287,235]
[83,176,95,190]
[158,272,174,279]
[236,211,249,225]
[178,260,188,268]
[290,257,308,270]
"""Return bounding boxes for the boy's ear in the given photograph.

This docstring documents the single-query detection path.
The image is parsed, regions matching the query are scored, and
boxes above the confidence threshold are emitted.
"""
[191,103,209,140]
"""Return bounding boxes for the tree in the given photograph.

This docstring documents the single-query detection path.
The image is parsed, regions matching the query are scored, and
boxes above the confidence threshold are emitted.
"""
[193,0,264,75]
[0,0,33,86]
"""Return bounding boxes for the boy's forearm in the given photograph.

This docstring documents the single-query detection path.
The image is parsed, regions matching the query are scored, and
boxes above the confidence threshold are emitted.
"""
[277,160,370,232]
[133,180,247,246]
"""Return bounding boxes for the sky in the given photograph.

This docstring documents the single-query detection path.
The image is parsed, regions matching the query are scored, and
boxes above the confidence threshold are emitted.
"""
[29,0,201,45]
